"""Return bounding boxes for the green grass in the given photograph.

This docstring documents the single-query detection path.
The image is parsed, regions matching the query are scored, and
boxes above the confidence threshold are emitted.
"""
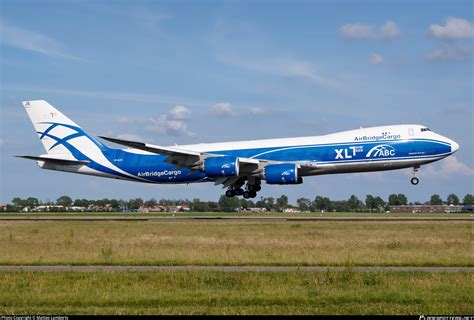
[0,270,471,314]
[0,220,472,266]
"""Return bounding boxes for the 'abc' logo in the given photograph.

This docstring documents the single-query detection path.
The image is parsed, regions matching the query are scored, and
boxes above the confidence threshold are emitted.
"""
[366,144,396,157]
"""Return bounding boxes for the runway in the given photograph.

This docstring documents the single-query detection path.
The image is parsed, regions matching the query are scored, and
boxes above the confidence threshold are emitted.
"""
[0,265,471,272]
[0,217,472,222]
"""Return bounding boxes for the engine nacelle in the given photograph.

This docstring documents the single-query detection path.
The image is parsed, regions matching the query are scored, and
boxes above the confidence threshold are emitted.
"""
[264,163,303,185]
[203,156,239,177]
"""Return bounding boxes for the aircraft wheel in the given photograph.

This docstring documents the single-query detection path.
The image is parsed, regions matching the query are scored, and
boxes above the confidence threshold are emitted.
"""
[250,191,257,198]
[243,191,251,199]
[225,190,235,197]
[248,185,261,192]
[235,188,244,196]
[410,177,419,185]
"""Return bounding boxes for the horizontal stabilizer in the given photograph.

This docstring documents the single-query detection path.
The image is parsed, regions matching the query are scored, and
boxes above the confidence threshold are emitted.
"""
[15,155,89,166]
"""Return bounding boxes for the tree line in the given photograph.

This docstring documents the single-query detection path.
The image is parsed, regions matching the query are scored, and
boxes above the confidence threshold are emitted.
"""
[4,193,474,213]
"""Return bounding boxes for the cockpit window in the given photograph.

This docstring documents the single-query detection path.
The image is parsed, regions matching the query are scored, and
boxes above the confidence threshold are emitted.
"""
[421,128,431,132]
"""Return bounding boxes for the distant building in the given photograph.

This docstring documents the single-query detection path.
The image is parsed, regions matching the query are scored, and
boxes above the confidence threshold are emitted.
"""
[138,205,191,213]
[168,205,191,213]
[138,205,167,213]
[238,207,267,213]
[282,207,301,213]
[31,205,65,212]
[178,205,191,212]
[87,204,113,212]
[389,205,463,213]
[68,206,86,212]
[0,204,7,211]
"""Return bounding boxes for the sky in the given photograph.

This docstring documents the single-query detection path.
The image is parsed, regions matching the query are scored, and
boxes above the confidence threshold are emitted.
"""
[0,0,473,204]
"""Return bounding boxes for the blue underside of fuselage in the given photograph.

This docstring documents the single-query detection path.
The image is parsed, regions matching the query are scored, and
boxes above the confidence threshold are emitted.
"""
[95,138,452,183]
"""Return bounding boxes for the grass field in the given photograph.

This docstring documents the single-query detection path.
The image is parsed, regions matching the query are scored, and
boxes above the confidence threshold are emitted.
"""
[0,270,472,314]
[1,217,471,315]
[0,220,472,266]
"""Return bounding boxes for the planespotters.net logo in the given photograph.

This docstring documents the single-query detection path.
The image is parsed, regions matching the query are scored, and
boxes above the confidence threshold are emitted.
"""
[366,144,396,158]
[419,316,474,320]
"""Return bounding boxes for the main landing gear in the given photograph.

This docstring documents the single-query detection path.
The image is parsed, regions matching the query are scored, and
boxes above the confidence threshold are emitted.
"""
[410,166,420,185]
[225,178,261,199]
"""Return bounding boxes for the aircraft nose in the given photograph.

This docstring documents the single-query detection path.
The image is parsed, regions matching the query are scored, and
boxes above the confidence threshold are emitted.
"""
[450,140,459,153]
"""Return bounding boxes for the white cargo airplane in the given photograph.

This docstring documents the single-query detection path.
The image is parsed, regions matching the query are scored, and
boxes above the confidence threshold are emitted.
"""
[17,100,459,198]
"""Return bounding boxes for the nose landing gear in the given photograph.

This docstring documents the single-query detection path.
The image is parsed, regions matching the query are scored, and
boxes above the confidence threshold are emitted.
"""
[410,166,420,185]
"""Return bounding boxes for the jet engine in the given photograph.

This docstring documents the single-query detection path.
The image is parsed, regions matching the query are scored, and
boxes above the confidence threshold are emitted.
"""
[264,163,303,184]
[203,156,239,177]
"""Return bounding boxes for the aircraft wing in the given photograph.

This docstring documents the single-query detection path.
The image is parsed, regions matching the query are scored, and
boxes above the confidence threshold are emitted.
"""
[99,136,202,157]
[99,136,319,187]
[295,161,319,171]
[99,136,263,172]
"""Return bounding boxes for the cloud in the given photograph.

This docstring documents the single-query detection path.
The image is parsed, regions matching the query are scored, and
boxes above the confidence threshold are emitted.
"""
[113,105,193,137]
[210,102,235,117]
[339,23,373,39]
[0,21,85,61]
[275,58,334,85]
[115,116,134,124]
[145,106,193,136]
[339,21,400,40]
[368,53,384,65]
[426,18,474,62]
[426,44,473,61]
[379,21,400,40]
[209,19,337,88]
[5,85,211,108]
[145,115,192,137]
[168,105,192,120]
[248,107,268,115]
[220,55,338,88]
[424,156,474,177]
[429,17,474,40]
[130,6,169,33]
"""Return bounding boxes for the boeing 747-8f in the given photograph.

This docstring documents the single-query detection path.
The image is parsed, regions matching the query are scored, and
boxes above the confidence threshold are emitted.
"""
[17,100,459,198]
